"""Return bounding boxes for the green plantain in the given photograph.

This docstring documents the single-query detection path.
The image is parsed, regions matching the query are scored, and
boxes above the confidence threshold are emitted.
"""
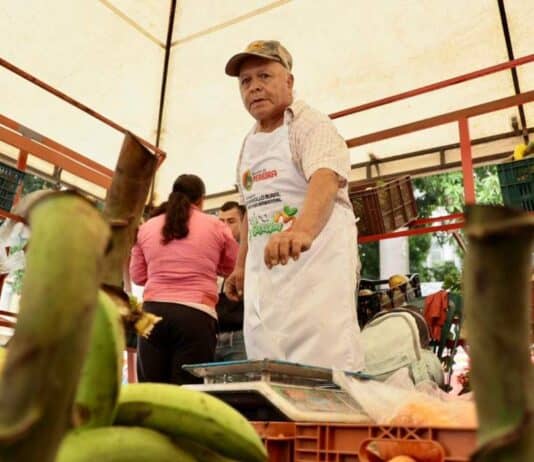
[56,426,197,462]
[115,383,267,462]
[73,290,125,429]
[174,437,239,461]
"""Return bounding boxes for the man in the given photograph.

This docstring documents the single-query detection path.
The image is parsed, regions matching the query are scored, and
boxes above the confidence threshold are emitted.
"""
[224,40,364,371]
[218,201,244,243]
[215,201,247,361]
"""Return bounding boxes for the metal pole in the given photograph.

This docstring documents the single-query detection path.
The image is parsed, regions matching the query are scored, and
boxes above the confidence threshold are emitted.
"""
[459,118,475,204]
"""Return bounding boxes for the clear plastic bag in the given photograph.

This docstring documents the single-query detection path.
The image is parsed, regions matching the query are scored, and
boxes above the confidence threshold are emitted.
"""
[333,369,477,428]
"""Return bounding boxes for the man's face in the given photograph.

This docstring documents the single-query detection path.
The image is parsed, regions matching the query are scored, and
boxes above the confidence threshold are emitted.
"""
[238,58,294,125]
[219,207,242,242]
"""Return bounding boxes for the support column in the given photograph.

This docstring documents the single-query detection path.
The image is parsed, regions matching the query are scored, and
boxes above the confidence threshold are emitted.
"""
[379,231,410,280]
[459,118,476,204]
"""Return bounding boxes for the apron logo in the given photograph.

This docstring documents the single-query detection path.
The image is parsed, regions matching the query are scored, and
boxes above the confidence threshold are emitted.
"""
[249,205,299,238]
[242,168,278,191]
[249,215,283,237]
[274,205,298,227]
[242,169,253,191]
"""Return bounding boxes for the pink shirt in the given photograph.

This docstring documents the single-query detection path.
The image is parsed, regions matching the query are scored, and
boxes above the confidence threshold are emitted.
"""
[130,207,238,309]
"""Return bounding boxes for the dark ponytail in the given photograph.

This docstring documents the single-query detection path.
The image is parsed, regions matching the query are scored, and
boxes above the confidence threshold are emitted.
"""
[161,174,205,244]
[147,201,168,219]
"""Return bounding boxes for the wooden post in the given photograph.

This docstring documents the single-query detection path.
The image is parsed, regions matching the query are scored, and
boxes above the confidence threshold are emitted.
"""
[464,205,534,461]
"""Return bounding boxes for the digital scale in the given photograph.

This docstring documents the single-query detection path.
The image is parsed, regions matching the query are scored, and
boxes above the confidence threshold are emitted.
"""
[183,359,372,423]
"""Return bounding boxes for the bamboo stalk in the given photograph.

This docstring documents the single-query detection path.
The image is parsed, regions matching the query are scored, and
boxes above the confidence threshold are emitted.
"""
[100,132,160,338]
[0,192,111,462]
[101,132,158,289]
[464,205,534,461]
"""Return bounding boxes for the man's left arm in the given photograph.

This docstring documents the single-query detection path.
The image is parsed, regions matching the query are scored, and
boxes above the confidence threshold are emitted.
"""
[264,168,338,268]
[264,115,349,269]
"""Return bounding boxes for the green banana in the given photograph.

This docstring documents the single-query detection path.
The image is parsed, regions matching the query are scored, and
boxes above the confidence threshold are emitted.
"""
[114,383,267,462]
[174,437,239,462]
[56,426,197,462]
[73,290,125,429]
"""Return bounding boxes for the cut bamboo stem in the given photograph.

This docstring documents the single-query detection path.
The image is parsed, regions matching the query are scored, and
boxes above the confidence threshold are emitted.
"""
[0,192,111,462]
[100,132,160,338]
[101,132,158,289]
[464,205,534,462]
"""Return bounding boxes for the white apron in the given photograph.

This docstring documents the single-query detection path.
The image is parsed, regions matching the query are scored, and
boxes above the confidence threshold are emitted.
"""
[240,120,365,371]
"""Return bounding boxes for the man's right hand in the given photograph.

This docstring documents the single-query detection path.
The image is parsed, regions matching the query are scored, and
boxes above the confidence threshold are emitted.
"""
[224,266,245,301]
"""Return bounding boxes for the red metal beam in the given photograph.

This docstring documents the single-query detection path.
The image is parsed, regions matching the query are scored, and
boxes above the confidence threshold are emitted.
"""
[0,57,166,158]
[0,319,15,329]
[330,54,534,119]
[0,113,114,177]
[45,138,114,177]
[0,126,111,188]
[459,118,476,204]
[0,310,17,318]
[0,209,24,223]
[16,150,28,170]
[410,213,464,226]
[358,221,464,243]
[346,90,534,148]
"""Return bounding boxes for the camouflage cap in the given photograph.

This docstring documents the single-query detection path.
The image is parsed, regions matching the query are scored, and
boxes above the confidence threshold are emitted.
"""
[225,40,293,77]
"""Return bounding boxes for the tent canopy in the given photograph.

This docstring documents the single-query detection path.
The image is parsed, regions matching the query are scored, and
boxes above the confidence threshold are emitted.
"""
[1,0,532,208]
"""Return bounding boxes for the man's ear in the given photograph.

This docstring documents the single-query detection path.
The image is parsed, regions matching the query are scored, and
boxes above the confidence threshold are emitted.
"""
[287,73,294,90]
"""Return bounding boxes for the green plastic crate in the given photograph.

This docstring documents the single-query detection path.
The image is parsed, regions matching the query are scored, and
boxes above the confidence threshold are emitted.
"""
[497,157,534,211]
[0,163,25,212]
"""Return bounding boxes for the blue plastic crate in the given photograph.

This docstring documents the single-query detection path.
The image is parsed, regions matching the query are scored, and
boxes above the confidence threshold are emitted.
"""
[497,157,534,211]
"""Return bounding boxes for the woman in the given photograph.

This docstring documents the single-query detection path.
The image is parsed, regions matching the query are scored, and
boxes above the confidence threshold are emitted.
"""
[130,174,238,384]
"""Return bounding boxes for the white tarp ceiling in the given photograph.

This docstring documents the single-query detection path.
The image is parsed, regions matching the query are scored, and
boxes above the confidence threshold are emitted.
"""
[0,0,532,207]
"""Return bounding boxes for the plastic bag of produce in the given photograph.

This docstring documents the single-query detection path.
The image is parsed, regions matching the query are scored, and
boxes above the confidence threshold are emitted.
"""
[333,369,477,428]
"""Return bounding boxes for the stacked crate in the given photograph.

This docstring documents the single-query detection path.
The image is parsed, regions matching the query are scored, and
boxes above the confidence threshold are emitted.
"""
[350,176,418,236]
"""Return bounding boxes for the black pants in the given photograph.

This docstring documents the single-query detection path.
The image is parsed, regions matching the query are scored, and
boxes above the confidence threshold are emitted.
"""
[137,301,217,385]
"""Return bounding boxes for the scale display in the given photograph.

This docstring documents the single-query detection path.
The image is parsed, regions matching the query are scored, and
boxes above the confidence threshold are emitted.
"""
[271,384,361,414]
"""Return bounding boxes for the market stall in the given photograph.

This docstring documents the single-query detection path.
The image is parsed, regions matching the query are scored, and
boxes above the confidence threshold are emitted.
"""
[0,2,533,461]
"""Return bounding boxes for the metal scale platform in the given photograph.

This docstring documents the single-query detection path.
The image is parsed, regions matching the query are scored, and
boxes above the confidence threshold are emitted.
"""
[183,359,371,423]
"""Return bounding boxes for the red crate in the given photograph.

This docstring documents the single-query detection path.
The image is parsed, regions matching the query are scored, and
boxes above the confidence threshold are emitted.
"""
[350,176,418,236]
[252,421,477,462]
[252,422,295,462]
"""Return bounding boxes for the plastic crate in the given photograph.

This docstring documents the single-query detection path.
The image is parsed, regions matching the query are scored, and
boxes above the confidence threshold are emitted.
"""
[497,157,534,211]
[0,163,25,212]
[359,274,422,299]
[357,274,423,327]
[356,291,381,328]
[252,421,477,462]
[252,422,295,462]
[350,176,418,236]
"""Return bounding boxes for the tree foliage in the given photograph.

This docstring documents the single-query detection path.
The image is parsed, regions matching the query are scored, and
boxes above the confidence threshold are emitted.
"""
[413,165,503,217]
[359,242,379,280]
[22,172,55,195]
[359,166,503,281]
